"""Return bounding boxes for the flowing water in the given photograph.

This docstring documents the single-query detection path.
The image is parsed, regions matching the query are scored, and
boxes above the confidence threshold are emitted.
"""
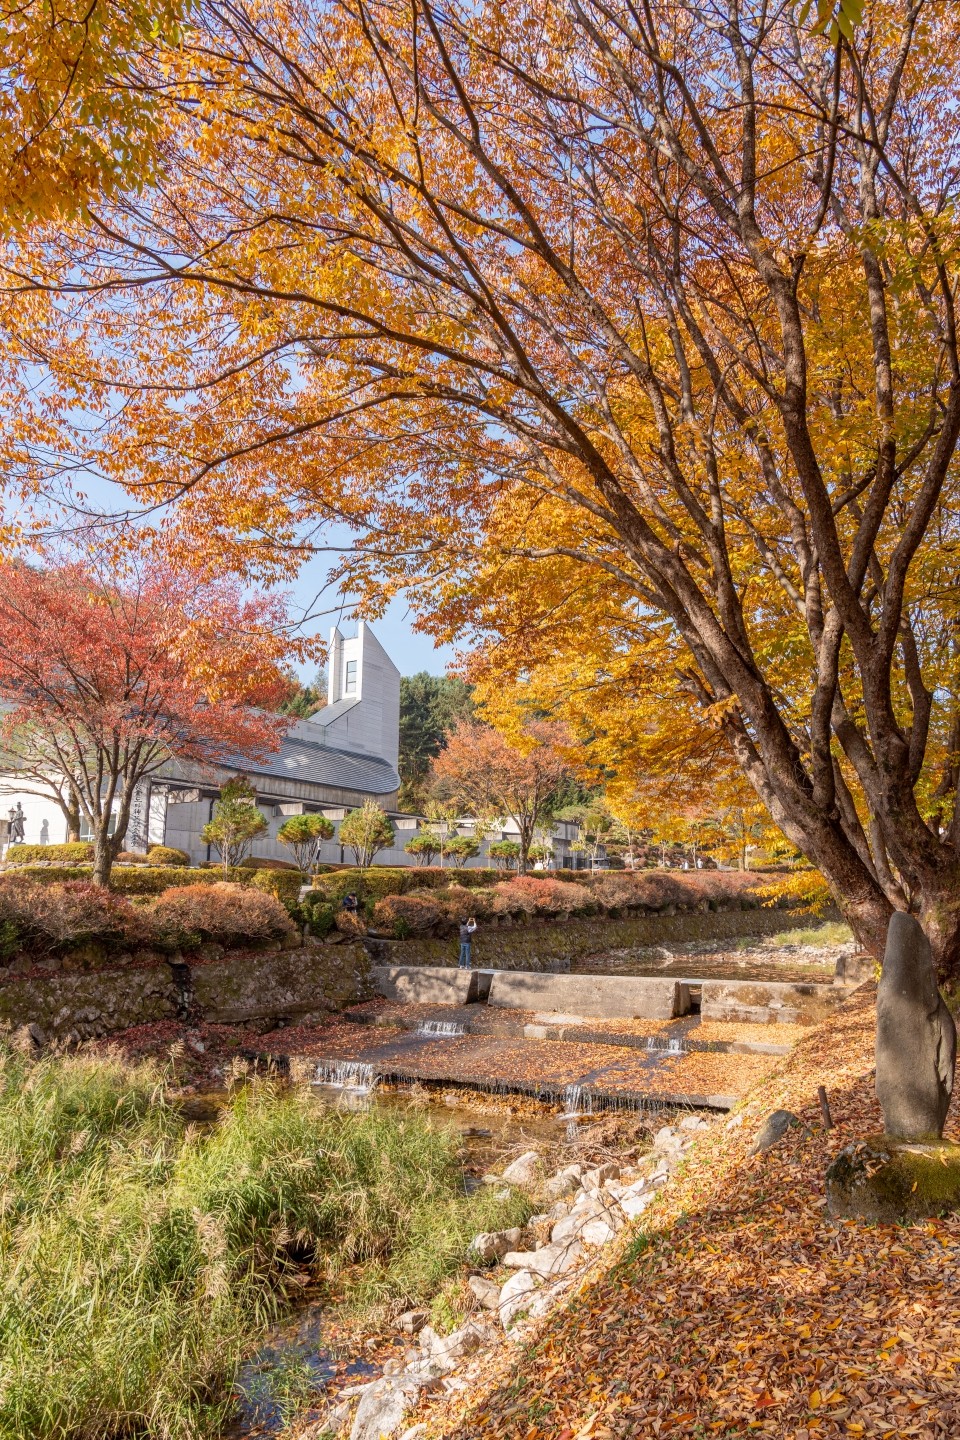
[415,1018,468,1037]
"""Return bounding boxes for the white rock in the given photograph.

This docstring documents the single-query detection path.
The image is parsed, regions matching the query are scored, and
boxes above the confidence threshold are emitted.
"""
[399,1427,429,1440]
[497,1269,539,1328]
[654,1126,681,1150]
[467,1273,502,1310]
[501,1151,543,1187]
[543,1163,582,1199]
[582,1162,620,1190]
[470,1227,522,1263]
[423,1320,487,1374]
[551,1196,621,1246]
[621,1190,656,1220]
[679,1114,709,1131]
[350,1377,422,1440]
[579,1216,618,1246]
[725,1113,744,1129]
[502,1242,582,1279]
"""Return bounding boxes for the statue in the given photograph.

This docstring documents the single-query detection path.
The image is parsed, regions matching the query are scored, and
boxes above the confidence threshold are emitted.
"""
[7,804,25,846]
[876,912,956,1141]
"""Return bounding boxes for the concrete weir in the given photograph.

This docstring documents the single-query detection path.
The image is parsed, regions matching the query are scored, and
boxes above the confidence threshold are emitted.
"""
[372,965,492,1007]
[486,971,691,1020]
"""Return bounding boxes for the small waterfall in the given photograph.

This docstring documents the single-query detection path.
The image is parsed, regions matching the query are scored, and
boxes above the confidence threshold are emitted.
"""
[559,1082,593,1119]
[313,1060,377,1091]
[416,1019,467,1037]
[645,1035,688,1055]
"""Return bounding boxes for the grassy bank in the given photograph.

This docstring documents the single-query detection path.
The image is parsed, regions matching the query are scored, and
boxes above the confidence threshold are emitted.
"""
[0,1041,528,1440]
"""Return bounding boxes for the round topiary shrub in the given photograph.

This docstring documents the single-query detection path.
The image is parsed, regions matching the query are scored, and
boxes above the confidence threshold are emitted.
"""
[146,845,191,868]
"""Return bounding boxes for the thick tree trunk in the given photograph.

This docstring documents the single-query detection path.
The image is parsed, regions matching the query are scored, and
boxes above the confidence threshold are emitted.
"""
[92,831,115,887]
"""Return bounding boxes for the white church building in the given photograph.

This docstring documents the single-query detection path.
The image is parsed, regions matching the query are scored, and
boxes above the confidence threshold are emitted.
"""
[0,620,585,869]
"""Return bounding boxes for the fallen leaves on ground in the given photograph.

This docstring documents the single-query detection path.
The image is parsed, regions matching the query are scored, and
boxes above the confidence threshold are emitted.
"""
[424,986,960,1439]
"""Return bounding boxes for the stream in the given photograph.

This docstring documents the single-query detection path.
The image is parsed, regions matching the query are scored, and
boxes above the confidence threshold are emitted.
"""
[211,1075,650,1438]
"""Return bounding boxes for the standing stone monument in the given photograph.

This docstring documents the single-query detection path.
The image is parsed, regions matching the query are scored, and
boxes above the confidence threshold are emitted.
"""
[875,912,956,1140]
[827,911,960,1221]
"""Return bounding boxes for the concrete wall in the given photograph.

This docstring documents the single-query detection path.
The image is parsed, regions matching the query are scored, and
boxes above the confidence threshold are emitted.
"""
[316,623,401,770]
[0,940,372,1040]
[486,972,690,1019]
[382,904,807,972]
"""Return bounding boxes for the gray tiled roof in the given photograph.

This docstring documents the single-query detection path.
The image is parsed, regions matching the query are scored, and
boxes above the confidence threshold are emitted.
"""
[249,733,400,795]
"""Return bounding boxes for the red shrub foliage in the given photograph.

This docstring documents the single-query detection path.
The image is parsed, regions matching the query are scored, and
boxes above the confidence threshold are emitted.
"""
[150,883,295,947]
[591,869,766,910]
[372,892,443,934]
[492,875,591,917]
[0,876,145,956]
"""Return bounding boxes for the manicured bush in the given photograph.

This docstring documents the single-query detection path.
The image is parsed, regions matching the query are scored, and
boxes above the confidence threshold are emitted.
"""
[372,891,444,937]
[0,877,147,959]
[437,884,493,924]
[111,866,253,897]
[146,844,191,867]
[299,893,336,937]
[5,841,94,864]
[309,867,414,905]
[445,835,481,867]
[491,874,593,918]
[238,855,299,871]
[115,851,152,865]
[250,867,304,911]
[150,883,295,949]
[276,813,335,873]
[408,866,501,890]
[404,832,441,865]
[488,840,521,870]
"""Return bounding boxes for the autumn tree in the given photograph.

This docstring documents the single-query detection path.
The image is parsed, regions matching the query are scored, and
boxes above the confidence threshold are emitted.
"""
[431,721,571,873]
[0,555,290,885]
[7,2,960,975]
[404,831,441,865]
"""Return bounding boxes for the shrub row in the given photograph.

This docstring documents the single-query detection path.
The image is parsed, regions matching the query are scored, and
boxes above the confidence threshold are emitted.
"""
[366,869,775,937]
[0,878,295,963]
[5,842,190,867]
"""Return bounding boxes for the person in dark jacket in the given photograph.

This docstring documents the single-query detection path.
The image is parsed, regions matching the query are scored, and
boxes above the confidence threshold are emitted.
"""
[458,916,477,969]
[342,892,359,914]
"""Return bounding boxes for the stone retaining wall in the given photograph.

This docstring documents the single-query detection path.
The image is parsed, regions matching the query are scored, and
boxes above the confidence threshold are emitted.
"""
[383,903,809,972]
[0,939,373,1040]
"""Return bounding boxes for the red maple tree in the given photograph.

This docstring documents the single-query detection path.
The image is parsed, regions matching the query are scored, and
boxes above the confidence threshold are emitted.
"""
[0,554,291,883]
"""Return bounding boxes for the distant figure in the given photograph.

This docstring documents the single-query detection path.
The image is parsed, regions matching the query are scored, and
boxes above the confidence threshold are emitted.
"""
[39,820,49,845]
[7,804,25,845]
[458,916,477,970]
[342,892,360,915]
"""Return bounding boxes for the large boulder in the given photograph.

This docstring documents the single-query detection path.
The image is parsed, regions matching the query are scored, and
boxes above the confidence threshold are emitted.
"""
[876,913,956,1141]
[502,1241,582,1279]
[497,1269,538,1328]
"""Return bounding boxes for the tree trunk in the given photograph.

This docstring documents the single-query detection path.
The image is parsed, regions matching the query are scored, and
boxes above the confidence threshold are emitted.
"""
[92,828,115,887]
[65,790,81,843]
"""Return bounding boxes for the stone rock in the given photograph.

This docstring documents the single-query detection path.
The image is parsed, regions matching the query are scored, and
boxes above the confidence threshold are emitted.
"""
[749,1109,811,1155]
[398,1309,429,1335]
[826,1137,960,1223]
[467,1274,502,1310]
[679,1114,709,1131]
[350,1377,422,1440]
[579,1216,619,1246]
[421,1320,487,1373]
[654,1125,680,1150]
[501,1151,543,1187]
[502,1242,582,1278]
[399,1427,429,1440]
[621,1190,656,1220]
[470,1227,522,1264]
[543,1163,582,1199]
[582,1162,620,1190]
[876,912,957,1141]
[497,1269,539,1328]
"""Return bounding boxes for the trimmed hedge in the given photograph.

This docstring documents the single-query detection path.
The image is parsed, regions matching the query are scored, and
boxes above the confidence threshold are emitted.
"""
[145,845,190,867]
[249,868,304,910]
[4,865,254,895]
[6,842,94,864]
[238,856,300,872]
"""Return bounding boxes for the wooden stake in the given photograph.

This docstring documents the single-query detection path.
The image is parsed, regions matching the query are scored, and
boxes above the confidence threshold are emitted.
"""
[817,1085,833,1129]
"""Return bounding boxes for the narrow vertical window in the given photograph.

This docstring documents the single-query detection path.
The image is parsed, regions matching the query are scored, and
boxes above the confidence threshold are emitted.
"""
[344,659,358,695]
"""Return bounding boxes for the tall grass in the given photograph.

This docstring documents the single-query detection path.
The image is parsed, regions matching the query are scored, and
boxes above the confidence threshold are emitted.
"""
[0,1043,528,1439]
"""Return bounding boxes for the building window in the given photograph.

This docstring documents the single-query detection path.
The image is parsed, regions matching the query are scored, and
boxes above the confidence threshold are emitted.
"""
[344,659,358,695]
